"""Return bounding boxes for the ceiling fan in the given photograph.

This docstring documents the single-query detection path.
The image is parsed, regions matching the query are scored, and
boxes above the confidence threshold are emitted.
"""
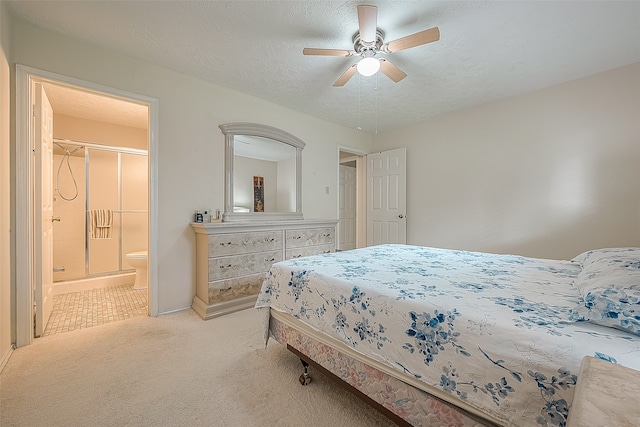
[303,4,440,87]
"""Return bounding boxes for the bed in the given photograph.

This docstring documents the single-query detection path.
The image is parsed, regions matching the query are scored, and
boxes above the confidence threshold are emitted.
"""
[255,244,640,427]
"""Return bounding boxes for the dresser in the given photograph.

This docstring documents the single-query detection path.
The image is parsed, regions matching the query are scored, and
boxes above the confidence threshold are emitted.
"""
[191,220,337,319]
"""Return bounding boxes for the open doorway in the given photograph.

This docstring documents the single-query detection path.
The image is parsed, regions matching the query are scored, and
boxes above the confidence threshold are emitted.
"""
[15,66,158,346]
[44,82,149,336]
[338,148,367,250]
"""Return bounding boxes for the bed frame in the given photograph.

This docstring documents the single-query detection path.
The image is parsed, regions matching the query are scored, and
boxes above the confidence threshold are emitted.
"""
[268,310,500,427]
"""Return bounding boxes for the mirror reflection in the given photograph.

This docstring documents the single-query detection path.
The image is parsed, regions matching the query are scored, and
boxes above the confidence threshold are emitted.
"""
[233,135,297,213]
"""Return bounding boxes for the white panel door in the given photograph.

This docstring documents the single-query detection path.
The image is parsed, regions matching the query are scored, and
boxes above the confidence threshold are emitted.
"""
[338,164,357,251]
[366,148,406,246]
[34,83,55,337]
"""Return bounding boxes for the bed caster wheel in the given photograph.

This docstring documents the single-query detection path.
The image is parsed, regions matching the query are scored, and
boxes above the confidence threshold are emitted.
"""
[299,358,312,385]
[299,373,312,385]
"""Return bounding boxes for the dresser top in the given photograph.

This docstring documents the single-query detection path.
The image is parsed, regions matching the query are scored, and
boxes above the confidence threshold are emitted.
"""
[191,219,338,234]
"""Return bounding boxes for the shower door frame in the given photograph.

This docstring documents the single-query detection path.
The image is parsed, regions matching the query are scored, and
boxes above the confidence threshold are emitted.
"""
[15,65,159,347]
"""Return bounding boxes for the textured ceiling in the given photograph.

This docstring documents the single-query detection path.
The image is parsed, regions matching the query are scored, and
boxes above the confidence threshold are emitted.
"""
[41,82,148,130]
[7,1,640,134]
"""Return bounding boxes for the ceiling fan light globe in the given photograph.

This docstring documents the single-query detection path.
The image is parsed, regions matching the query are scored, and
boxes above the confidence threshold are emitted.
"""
[357,57,380,76]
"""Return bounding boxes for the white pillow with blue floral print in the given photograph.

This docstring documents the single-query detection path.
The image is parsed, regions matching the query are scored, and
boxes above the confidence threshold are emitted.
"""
[569,247,640,336]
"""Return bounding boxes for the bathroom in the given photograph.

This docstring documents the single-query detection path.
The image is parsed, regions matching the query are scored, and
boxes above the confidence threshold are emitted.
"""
[44,82,149,335]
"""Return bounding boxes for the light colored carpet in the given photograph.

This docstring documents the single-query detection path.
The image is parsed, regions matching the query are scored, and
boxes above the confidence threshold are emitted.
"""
[1,308,396,426]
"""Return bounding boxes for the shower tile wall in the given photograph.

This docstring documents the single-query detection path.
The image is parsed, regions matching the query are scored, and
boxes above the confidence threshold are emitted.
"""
[52,153,86,282]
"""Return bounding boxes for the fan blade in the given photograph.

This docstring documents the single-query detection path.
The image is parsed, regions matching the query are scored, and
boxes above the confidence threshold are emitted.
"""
[379,59,407,83]
[303,48,352,57]
[357,5,378,43]
[333,64,358,87]
[385,27,440,53]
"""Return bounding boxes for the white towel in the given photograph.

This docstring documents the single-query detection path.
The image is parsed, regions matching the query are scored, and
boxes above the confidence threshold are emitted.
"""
[89,209,113,239]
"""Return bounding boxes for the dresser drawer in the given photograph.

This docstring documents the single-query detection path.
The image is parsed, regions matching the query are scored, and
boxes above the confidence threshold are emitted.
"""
[209,250,283,281]
[208,231,282,257]
[208,273,266,304]
[286,243,335,260]
[285,227,335,249]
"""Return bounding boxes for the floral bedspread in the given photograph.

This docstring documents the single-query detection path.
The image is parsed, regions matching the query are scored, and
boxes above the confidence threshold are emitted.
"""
[255,244,640,427]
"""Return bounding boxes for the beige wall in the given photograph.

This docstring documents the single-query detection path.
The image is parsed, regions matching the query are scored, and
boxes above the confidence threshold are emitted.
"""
[55,113,147,150]
[373,63,640,260]
[276,156,296,212]
[10,17,372,315]
[0,1,13,367]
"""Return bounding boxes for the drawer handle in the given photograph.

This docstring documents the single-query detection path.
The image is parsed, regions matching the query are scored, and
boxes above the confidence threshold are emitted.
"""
[266,238,274,242]
[294,236,301,240]
[323,233,332,237]
[219,242,232,246]
[265,257,275,262]
[220,264,232,269]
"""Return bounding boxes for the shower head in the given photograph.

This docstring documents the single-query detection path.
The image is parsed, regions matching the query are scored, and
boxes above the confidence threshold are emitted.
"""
[54,141,84,155]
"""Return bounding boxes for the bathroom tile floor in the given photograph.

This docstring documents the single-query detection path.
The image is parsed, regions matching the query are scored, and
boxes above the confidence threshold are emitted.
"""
[43,283,147,336]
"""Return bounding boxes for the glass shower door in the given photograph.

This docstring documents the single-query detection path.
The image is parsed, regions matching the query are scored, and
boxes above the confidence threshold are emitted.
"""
[87,149,120,275]
[120,152,148,267]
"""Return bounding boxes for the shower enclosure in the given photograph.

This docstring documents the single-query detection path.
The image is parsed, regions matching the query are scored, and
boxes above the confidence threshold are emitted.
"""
[52,139,148,291]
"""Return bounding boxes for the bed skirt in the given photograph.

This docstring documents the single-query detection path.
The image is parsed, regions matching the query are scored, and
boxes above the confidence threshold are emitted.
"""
[268,310,498,427]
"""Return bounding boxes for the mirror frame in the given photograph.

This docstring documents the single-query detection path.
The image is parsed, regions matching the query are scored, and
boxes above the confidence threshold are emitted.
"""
[219,122,305,222]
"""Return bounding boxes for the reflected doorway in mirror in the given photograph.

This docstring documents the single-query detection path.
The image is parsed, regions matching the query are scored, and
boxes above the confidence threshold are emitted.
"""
[253,176,264,212]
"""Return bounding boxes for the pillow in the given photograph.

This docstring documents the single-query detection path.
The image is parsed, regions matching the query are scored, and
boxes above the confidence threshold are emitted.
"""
[569,247,640,336]
[571,247,640,268]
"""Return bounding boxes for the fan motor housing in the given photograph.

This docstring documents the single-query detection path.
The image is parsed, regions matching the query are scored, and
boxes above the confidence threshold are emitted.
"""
[352,29,384,53]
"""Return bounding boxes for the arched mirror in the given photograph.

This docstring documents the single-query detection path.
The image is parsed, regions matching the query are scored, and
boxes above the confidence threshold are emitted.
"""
[219,123,304,222]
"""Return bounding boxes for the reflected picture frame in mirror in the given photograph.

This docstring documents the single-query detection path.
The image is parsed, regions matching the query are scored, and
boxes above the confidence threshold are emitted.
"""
[219,123,305,222]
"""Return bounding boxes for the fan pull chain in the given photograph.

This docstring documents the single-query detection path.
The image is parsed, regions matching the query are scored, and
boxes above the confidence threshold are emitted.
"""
[357,73,363,131]
[375,73,379,134]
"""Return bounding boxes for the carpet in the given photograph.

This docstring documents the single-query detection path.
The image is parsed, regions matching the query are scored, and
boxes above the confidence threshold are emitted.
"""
[0,308,396,426]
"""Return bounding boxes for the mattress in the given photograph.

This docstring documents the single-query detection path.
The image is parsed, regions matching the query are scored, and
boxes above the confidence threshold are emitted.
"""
[255,244,640,426]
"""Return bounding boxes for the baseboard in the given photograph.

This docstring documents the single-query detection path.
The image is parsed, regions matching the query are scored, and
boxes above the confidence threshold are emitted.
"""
[0,345,15,373]
[192,294,257,320]
[158,305,193,316]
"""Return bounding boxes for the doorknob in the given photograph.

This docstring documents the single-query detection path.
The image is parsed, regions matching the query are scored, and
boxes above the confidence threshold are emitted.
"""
[398,214,405,219]
[52,217,61,222]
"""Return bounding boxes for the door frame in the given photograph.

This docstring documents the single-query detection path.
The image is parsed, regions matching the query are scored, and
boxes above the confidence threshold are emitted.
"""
[337,146,367,249]
[15,64,160,347]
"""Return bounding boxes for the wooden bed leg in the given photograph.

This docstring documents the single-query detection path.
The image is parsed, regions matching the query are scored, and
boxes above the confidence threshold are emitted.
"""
[299,358,312,385]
